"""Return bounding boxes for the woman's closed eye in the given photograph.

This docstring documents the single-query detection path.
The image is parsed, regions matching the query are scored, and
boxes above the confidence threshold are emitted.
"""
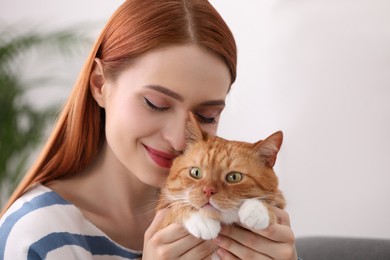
[144,97,170,112]
[194,113,217,124]
[144,96,220,125]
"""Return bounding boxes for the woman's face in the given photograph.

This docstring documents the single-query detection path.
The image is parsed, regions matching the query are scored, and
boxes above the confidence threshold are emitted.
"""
[99,45,231,187]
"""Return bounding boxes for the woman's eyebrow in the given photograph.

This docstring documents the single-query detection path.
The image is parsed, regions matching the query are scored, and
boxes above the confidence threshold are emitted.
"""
[145,85,183,102]
[145,84,225,106]
[198,100,225,106]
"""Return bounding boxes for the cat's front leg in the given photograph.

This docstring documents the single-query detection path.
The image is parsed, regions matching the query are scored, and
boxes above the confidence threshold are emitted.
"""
[238,198,270,230]
[184,212,221,240]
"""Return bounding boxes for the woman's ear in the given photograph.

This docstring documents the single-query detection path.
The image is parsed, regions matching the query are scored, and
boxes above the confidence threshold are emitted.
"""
[90,58,106,108]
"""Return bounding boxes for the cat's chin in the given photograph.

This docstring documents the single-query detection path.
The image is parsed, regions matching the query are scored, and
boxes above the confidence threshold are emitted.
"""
[199,204,220,218]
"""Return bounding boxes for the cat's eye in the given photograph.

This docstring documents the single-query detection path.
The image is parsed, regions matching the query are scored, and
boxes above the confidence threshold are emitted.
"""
[225,172,243,183]
[189,167,203,179]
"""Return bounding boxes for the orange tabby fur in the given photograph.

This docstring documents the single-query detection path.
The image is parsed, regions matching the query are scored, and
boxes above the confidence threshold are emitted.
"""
[157,114,285,237]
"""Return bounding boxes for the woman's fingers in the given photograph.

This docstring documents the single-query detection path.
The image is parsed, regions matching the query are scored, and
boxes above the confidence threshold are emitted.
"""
[144,210,192,259]
[144,209,218,259]
[144,209,167,241]
[238,206,294,243]
[181,240,218,260]
[215,206,297,260]
[145,209,190,245]
[257,223,295,244]
[146,207,297,259]
[216,225,295,259]
[273,206,291,226]
[215,247,241,260]
[216,225,272,259]
[153,225,218,259]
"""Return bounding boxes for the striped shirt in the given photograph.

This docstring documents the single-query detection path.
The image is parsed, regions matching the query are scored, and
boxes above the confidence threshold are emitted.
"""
[0,184,142,259]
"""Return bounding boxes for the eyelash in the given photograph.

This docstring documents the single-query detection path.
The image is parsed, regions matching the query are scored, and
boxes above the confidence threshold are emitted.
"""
[143,97,217,124]
[144,97,169,112]
[194,113,217,124]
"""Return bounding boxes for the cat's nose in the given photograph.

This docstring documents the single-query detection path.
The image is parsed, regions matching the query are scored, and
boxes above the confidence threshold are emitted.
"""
[203,186,216,198]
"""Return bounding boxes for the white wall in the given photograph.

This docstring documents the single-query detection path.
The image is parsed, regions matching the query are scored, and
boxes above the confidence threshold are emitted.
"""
[2,0,389,239]
[213,0,390,239]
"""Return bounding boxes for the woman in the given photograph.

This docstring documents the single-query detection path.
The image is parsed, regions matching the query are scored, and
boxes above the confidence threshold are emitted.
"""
[0,0,298,259]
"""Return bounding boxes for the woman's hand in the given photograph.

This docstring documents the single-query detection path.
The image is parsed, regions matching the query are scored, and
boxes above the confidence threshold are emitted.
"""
[143,209,218,259]
[212,207,298,260]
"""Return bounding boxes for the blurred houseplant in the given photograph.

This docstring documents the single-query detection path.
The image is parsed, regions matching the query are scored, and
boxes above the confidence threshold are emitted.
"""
[0,23,91,207]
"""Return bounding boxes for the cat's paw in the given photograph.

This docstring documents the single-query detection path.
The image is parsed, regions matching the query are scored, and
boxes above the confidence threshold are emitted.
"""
[184,212,221,240]
[238,199,270,230]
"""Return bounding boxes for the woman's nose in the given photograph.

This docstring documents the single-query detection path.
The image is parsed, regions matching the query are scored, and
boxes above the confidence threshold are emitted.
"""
[162,114,187,152]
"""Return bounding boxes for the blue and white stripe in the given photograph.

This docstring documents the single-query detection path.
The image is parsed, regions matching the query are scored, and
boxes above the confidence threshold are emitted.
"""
[0,184,142,259]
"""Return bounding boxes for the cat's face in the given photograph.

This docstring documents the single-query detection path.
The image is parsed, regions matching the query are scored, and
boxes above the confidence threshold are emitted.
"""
[163,114,283,219]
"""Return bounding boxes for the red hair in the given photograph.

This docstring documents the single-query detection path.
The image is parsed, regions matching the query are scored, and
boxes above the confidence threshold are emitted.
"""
[1,0,236,215]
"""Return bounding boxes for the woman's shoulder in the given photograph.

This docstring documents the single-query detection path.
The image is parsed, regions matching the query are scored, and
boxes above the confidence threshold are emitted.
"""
[0,184,75,259]
[0,183,74,229]
[0,183,142,259]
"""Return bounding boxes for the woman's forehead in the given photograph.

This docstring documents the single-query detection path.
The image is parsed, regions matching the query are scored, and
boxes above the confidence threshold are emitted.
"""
[115,44,231,101]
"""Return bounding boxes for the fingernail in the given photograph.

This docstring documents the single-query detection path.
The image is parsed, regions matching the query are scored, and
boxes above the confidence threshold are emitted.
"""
[217,248,225,257]
[213,235,222,244]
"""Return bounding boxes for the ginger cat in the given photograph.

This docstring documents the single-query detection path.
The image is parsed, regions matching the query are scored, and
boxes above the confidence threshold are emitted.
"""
[157,114,285,240]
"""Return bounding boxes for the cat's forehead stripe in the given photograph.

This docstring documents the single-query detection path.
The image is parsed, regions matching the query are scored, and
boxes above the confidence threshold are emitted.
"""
[204,138,235,169]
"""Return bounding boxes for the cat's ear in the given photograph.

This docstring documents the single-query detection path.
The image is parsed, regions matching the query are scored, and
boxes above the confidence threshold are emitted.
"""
[186,112,206,144]
[254,131,283,167]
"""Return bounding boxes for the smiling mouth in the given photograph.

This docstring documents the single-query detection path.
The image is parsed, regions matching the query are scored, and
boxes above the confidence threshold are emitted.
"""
[144,145,177,169]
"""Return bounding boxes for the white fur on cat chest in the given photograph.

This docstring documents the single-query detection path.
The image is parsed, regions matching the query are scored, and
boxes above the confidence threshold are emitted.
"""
[184,198,270,240]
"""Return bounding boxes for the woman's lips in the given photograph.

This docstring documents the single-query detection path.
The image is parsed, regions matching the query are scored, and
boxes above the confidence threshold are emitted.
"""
[144,145,177,168]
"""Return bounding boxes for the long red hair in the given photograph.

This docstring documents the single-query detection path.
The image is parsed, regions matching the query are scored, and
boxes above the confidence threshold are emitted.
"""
[1,0,236,215]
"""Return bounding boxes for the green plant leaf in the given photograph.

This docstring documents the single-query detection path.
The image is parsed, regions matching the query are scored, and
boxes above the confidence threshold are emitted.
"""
[0,23,92,207]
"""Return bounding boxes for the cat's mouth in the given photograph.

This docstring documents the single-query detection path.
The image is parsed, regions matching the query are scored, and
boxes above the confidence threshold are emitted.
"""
[200,202,221,217]
[201,202,219,211]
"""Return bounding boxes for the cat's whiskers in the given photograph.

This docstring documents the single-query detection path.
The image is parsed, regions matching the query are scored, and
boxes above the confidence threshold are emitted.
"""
[132,199,160,218]
[238,195,271,204]
[166,200,193,209]
[239,194,281,207]
[166,192,188,202]
[161,192,194,208]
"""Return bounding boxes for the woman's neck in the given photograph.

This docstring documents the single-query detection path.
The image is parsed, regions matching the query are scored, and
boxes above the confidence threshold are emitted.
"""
[47,143,159,249]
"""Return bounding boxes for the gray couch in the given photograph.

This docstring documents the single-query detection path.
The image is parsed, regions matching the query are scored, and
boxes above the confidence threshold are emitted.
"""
[296,236,390,260]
